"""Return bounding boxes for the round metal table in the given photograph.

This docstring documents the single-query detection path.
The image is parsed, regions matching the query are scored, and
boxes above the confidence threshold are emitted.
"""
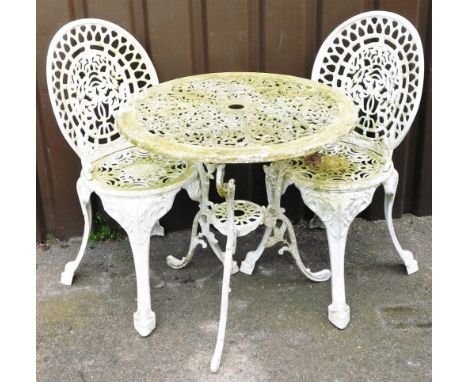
[117,72,358,277]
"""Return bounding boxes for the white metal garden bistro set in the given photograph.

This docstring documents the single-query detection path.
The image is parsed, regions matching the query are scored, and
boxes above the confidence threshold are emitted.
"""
[46,11,424,372]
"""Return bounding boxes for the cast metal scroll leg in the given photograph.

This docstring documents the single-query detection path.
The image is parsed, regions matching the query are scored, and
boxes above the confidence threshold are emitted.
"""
[61,177,93,286]
[210,233,235,373]
[210,179,237,373]
[239,226,273,275]
[383,170,418,275]
[166,211,207,269]
[200,218,239,274]
[166,213,239,274]
[277,214,331,282]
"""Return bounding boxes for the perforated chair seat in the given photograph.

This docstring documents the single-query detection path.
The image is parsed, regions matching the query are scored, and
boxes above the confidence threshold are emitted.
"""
[89,147,196,193]
[287,141,391,191]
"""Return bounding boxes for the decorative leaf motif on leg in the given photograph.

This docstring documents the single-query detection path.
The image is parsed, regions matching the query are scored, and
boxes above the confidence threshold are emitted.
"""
[100,190,178,244]
[298,187,376,239]
[166,210,207,269]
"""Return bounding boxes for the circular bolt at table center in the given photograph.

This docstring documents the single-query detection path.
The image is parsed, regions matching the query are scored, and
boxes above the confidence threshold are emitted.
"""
[228,104,244,110]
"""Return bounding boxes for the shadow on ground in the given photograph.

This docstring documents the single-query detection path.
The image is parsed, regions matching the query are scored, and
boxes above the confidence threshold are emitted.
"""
[37,214,431,381]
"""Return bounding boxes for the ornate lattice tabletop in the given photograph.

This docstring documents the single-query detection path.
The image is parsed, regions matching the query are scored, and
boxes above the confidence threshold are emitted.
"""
[117,72,357,164]
[117,72,358,278]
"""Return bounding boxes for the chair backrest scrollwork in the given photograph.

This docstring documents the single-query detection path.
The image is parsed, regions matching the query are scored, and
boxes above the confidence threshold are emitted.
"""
[312,11,424,150]
[47,18,158,162]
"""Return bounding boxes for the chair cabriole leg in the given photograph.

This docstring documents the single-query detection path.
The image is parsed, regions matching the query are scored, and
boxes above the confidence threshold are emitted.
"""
[298,187,375,329]
[382,170,418,274]
[325,224,351,329]
[101,192,177,336]
[61,177,93,286]
[128,231,155,337]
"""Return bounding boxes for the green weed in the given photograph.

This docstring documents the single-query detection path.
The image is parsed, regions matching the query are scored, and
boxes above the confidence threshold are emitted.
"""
[89,211,123,242]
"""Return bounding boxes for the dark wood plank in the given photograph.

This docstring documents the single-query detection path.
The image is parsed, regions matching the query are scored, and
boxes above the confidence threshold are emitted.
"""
[36,0,432,237]
[37,0,84,237]
[320,0,373,39]
[145,0,196,80]
[204,0,257,72]
[263,0,318,77]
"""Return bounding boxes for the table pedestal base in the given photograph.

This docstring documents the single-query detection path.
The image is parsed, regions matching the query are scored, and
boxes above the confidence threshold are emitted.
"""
[240,211,330,282]
[167,161,330,283]
[166,210,240,274]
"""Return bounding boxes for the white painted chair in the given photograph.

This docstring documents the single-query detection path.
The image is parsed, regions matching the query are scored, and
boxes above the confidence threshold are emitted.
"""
[284,11,425,329]
[46,19,199,336]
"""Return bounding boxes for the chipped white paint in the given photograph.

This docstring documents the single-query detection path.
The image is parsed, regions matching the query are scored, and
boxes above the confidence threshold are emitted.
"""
[47,18,198,337]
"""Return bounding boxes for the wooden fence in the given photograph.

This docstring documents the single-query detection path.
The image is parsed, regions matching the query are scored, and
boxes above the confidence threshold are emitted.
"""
[36,0,432,240]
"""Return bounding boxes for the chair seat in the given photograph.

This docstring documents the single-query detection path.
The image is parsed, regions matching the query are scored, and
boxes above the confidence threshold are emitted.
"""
[89,147,195,193]
[212,200,264,237]
[287,141,391,191]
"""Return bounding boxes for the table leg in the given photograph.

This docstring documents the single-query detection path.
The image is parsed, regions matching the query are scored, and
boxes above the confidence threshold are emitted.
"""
[239,226,272,275]
[240,161,330,282]
[166,163,239,273]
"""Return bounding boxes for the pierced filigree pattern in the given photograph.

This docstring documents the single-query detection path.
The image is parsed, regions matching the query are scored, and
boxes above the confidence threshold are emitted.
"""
[47,20,157,157]
[118,72,358,163]
[287,142,388,190]
[90,147,193,192]
[212,200,264,237]
[312,12,424,148]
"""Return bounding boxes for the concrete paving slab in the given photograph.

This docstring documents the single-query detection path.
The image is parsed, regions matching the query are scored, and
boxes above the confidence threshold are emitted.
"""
[37,214,431,381]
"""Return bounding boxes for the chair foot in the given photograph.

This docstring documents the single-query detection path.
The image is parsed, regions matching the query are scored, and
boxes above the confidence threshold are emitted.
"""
[60,261,77,286]
[133,310,156,337]
[328,304,350,329]
[404,253,419,275]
